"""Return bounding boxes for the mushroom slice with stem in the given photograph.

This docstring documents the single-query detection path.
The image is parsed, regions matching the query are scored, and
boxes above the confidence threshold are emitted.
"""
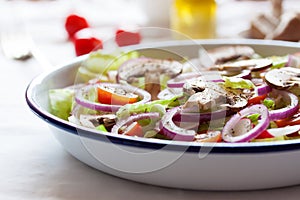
[207,45,255,64]
[264,67,300,89]
[117,58,183,99]
[117,58,183,84]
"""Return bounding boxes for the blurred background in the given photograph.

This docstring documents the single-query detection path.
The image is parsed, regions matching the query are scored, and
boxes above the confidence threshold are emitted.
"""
[0,0,299,66]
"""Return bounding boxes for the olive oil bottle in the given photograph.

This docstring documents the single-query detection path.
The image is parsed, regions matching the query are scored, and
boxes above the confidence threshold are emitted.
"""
[170,0,217,39]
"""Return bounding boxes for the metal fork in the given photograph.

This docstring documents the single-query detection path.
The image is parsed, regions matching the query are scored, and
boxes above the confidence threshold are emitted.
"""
[0,30,33,61]
[1,1,33,61]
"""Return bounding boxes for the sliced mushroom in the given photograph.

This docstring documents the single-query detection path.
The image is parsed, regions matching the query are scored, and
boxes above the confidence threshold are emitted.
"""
[117,58,183,84]
[117,58,183,99]
[264,67,300,89]
[183,87,227,112]
[79,114,116,131]
[221,89,249,110]
[212,58,273,72]
[207,45,255,64]
[182,77,207,97]
[182,81,248,112]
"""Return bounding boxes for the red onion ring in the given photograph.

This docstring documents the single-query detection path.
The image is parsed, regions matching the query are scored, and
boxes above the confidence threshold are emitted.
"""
[222,104,270,143]
[75,83,151,112]
[111,112,160,135]
[267,125,300,137]
[285,55,293,67]
[286,54,300,68]
[159,107,196,141]
[173,108,232,123]
[157,88,182,100]
[269,90,299,121]
[232,70,252,80]
[167,72,200,88]
[167,69,251,89]
[255,84,272,96]
[211,79,224,83]
[167,71,224,88]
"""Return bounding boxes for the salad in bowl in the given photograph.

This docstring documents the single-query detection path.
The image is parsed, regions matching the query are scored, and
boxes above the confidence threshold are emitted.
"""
[48,43,300,144]
[27,39,300,190]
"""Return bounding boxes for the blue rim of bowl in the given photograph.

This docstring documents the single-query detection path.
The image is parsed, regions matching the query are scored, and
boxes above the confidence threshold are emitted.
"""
[25,39,300,154]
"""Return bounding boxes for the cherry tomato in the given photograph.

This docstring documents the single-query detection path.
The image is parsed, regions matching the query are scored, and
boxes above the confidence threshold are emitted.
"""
[254,130,274,139]
[247,94,267,105]
[123,122,144,137]
[74,37,103,56]
[275,111,300,127]
[195,131,222,142]
[115,29,141,47]
[97,86,138,105]
[65,14,89,39]
[285,131,300,138]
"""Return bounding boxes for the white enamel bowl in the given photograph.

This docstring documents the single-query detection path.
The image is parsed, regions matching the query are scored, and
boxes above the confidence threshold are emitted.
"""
[26,39,300,191]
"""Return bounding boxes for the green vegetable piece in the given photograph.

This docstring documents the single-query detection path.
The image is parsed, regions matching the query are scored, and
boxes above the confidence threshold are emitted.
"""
[251,136,285,142]
[269,55,288,69]
[49,88,74,120]
[247,113,261,123]
[116,96,180,120]
[144,130,158,138]
[82,50,139,75]
[263,99,275,110]
[224,77,255,89]
[96,124,108,132]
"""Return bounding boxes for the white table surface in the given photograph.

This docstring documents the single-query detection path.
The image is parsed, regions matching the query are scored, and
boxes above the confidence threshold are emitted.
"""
[1,0,300,199]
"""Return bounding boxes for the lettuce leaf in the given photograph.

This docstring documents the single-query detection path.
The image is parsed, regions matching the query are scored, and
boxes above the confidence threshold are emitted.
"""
[263,98,275,110]
[269,55,288,69]
[49,88,75,120]
[81,50,139,75]
[116,96,181,120]
[223,77,255,89]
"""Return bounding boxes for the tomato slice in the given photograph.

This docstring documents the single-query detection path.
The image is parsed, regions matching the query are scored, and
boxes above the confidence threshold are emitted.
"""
[115,29,141,47]
[275,112,300,127]
[285,132,300,138]
[74,37,103,56]
[195,131,222,142]
[247,93,267,105]
[123,122,144,137]
[254,130,274,139]
[97,85,138,105]
[65,14,89,39]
